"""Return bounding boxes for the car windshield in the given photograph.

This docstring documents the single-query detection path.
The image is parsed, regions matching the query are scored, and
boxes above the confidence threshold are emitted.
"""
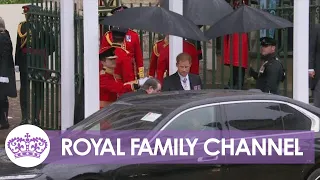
[70,101,177,131]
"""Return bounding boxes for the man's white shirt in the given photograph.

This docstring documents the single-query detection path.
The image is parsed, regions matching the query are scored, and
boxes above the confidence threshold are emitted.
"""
[178,73,191,90]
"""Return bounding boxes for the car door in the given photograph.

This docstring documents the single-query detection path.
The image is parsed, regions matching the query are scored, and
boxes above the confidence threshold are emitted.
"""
[277,102,317,179]
[115,104,228,180]
[221,100,296,180]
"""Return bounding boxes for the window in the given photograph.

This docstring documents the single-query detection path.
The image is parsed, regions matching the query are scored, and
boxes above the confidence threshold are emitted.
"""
[164,106,221,131]
[74,103,177,131]
[279,104,312,130]
[224,102,283,130]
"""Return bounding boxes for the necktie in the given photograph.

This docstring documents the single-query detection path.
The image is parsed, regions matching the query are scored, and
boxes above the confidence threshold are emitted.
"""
[182,78,187,89]
[182,78,187,84]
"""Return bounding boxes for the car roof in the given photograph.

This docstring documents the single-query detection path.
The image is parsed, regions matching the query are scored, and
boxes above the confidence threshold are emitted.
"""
[116,89,319,113]
[118,89,277,105]
[70,89,320,131]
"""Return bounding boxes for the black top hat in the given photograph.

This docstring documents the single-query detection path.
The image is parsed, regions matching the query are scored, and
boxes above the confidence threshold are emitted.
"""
[260,37,277,46]
[99,47,117,60]
[22,5,41,14]
[110,5,128,14]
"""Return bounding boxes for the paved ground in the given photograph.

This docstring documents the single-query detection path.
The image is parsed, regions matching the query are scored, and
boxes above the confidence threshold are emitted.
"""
[0,90,30,175]
[0,91,22,145]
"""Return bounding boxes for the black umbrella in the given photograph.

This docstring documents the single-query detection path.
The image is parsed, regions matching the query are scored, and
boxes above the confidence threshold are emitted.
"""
[100,6,208,41]
[204,5,293,39]
[159,0,234,25]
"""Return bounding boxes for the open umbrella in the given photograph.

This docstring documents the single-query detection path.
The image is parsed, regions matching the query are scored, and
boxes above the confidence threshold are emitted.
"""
[204,5,293,39]
[158,0,234,25]
[100,6,208,41]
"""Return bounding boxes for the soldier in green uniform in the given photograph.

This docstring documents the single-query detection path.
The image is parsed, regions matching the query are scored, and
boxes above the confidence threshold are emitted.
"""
[248,37,286,95]
[15,5,55,124]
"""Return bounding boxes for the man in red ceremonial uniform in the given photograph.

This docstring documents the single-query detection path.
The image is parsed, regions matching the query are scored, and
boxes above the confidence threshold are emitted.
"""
[100,27,137,83]
[156,36,199,84]
[148,37,168,77]
[100,5,144,79]
[223,0,249,89]
[99,47,147,109]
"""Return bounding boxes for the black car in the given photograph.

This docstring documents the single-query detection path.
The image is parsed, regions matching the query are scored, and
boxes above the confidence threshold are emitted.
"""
[2,89,320,180]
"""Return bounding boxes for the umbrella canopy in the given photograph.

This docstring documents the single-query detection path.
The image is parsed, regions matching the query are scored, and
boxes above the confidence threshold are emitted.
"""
[204,5,293,39]
[100,6,208,41]
[158,0,234,25]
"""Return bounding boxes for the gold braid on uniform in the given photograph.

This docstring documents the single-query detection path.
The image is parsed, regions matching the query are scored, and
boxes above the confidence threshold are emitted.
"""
[111,45,137,79]
[153,43,159,57]
[138,67,144,78]
[106,32,126,49]
[18,22,27,48]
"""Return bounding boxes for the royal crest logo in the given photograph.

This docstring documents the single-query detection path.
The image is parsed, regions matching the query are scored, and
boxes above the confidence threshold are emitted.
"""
[7,133,48,159]
[5,124,51,168]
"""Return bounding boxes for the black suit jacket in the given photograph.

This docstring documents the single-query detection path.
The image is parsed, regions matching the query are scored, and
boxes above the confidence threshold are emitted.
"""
[309,24,320,90]
[162,72,202,91]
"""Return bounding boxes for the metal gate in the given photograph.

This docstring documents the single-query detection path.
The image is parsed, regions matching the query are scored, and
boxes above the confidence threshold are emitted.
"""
[24,0,61,129]
[22,0,120,130]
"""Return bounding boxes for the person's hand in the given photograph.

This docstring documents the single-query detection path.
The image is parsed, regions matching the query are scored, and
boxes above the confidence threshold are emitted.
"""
[248,67,254,77]
[15,66,19,72]
[138,77,149,86]
[0,77,9,83]
[309,70,315,78]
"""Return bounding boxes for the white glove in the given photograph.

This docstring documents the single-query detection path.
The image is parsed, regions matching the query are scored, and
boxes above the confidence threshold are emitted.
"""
[0,77,9,83]
[15,66,19,72]
[138,77,149,86]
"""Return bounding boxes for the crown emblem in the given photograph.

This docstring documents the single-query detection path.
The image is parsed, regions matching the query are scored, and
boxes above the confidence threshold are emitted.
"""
[7,133,48,159]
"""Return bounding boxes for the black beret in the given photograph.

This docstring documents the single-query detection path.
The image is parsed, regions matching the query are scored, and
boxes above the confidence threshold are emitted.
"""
[22,4,41,14]
[260,37,277,46]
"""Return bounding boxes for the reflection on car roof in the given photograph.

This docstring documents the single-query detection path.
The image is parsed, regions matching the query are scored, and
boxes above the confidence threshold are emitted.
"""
[117,89,268,104]
[116,89,316,112]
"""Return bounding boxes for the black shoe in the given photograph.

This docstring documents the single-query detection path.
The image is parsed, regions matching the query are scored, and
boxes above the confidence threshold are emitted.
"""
[0,123,9,130]
[32,119,40,126]
[20,119,29,125]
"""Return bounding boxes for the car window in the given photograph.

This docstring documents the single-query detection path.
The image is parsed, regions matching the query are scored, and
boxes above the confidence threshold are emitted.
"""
[81,104,176,131]
[279,104,312,130]
[224,102,284,130]
[163,106,221,131]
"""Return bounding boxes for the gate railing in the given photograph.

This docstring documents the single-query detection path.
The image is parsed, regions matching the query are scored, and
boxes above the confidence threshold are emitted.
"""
[25,0,61,130]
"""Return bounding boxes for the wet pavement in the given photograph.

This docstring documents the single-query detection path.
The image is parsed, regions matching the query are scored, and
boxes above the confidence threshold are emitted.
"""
[0,91,33,176]
[0,91,22,145]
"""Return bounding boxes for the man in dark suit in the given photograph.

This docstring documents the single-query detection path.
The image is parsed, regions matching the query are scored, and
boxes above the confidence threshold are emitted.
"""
[162,53,202,91]
[309,24,320,107]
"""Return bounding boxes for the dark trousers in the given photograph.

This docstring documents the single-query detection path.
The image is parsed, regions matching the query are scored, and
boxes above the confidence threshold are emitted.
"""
[74,79,85,125]
[313,80,320,108]
[20,72,28,120]
[20,69,45,124]
[228,67,246,89]
[0,95,9,126]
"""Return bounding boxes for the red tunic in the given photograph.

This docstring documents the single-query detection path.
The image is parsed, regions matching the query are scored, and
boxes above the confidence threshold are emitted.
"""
[111,45,136,83]
[100,29,144,78]
[148,39,168,77]
[222,0,249,69]
[156,41,199,84]
[223,33,249,69]
[99,67,134,106]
